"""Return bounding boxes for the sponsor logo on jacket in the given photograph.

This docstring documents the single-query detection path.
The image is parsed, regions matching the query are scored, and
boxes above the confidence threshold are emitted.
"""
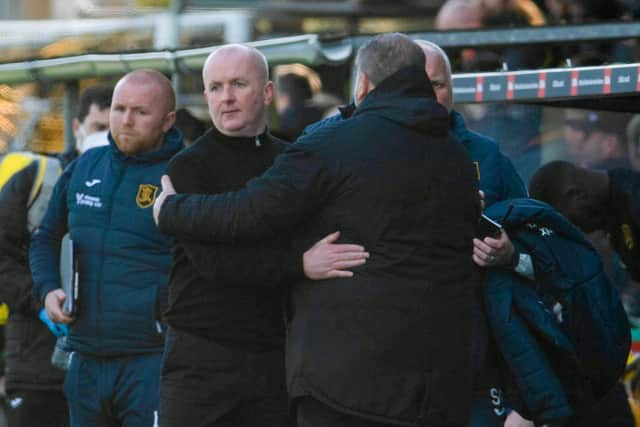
[76,193,103,208]
[473,161,480,181]
[136,184,158,209]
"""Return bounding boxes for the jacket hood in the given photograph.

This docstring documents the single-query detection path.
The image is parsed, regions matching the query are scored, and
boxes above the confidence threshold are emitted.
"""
[352,66,449,135]
[108,126,183,163]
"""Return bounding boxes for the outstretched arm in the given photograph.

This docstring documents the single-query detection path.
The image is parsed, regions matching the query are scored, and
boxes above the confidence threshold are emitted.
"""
[183,231,369,286]
[164,147,362,285]
[156,145,332,243]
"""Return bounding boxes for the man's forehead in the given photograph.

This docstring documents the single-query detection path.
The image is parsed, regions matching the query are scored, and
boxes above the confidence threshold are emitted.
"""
[114,81,160,99]
[424,52,446,71]
[205,50,264,80]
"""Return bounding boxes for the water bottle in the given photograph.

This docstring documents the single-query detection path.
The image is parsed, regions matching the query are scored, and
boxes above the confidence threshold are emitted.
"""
[51,336,71,371]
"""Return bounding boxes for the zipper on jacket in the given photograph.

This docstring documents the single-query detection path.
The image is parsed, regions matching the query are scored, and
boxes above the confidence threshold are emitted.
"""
[97,159,127,351]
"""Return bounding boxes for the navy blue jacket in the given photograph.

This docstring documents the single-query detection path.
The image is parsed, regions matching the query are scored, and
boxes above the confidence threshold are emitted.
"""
[484,199,630,424]
[30,129,183,357]
[159,67,481,426]
[450,110,526,206]
[303,107,526,207]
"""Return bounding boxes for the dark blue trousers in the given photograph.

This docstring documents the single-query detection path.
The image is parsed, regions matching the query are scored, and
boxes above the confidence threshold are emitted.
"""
[64,351,162,427]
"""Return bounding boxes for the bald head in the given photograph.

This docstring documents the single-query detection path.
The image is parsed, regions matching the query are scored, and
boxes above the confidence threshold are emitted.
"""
[203,44,269,87]
[110,69,177,155]
[435,0,484,30]
[116,69,176,114]
[415,40,453,112]
[202,43,273,137]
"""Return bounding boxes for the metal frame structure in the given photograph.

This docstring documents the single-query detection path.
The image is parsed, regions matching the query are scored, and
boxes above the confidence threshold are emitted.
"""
[0,21,637,150]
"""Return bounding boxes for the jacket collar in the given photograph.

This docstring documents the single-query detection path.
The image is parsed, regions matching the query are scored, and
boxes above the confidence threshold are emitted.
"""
[202,125,273,151]
[352,66,449,135]
[108,126,183,163]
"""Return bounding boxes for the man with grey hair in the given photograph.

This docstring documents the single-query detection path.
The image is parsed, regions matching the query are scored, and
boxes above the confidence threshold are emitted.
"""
[158,44,369,426]
[155,33,480,426]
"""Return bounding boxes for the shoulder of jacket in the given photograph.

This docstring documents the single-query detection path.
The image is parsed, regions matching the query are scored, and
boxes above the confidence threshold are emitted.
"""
[463,129,499,153]
[0,160,39,199]
[268,133,291,147]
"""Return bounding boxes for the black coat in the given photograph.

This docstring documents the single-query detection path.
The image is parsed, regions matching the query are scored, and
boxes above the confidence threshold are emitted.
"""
[159,67,481,426]
[0,162,64,391]
[165,128,302,349]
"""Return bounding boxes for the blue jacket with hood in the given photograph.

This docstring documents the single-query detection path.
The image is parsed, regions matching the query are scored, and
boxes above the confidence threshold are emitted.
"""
[30,129,183,357]
[483,198,630,425]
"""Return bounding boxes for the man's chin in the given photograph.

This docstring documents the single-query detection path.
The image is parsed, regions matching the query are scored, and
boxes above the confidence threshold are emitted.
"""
[115,140,140,156]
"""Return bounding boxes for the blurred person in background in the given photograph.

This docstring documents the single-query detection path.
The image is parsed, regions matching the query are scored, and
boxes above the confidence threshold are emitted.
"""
[274,72,323,140]
[436,0,546,185]
[435,0,484,68]
[58,84,112,167]
[563,110,632,170]
[626,115,640,172]
[174,107,207,148]
[530,159,640,295]
[29,70,182,427]
[0,152,66,426]
[0,82,113,427]
[530,159,639,427]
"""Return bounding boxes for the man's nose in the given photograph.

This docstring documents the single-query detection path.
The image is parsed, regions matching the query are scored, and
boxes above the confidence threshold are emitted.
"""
[220,85,235,102]
[122,110,134,125]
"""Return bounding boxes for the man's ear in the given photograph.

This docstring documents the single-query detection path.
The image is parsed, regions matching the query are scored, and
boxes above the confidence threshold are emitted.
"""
[263,80,274,107]
[162,111,176,133]
[72,117,81,140]
[355,72,371,105]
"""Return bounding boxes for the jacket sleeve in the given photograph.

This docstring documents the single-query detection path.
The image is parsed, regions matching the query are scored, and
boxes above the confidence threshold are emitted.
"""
[29,162,74,304]
[160,143,331,244]
[499,153,528,200]
[167,151,305,285]
[0,163,41,314]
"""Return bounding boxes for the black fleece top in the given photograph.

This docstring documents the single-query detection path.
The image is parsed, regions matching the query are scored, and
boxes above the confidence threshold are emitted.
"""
[164,126,303,351]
